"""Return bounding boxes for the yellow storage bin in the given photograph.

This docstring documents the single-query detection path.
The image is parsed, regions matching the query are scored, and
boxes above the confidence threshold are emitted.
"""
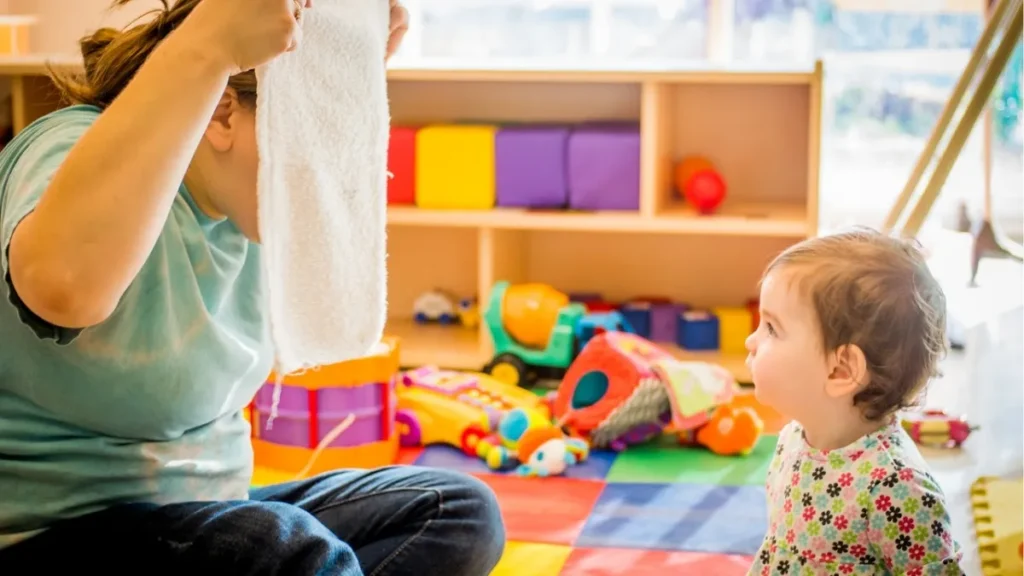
[0,16,35,56]
[415,124,497,209]
[713,306,753,354]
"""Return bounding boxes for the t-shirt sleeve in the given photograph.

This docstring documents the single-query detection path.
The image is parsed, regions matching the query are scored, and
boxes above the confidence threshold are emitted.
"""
[867,466,964,575]
[1,113,96,344]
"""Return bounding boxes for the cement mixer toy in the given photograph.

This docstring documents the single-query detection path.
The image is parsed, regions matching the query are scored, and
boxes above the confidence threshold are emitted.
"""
[481,281,634,387]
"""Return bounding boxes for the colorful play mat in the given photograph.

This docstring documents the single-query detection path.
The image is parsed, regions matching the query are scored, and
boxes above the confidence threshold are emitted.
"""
[253,392,790,575]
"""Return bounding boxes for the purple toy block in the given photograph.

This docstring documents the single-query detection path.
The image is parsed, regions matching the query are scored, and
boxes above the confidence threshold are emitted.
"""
[649,303,686,343]
[495,125,571,208]
[567,124,641,211]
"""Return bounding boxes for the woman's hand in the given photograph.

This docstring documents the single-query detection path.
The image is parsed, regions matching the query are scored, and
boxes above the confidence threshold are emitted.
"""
[387,0,409,61]
[180,0,312,75]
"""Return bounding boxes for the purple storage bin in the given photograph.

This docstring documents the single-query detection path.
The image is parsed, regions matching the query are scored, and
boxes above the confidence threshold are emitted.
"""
[254,381,386,448]
[649,303,686,343]
[567,124,641,211]
[496,125,570,208]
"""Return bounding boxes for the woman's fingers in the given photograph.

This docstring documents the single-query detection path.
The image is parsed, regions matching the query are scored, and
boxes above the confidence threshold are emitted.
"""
[386,3,408,60]
[389,3,407,32]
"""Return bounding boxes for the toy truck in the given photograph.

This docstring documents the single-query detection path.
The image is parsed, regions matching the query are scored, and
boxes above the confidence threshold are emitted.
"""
[482,281,633,387]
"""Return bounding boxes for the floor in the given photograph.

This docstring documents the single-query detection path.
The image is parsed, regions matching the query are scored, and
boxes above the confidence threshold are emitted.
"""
[399,418,784,575]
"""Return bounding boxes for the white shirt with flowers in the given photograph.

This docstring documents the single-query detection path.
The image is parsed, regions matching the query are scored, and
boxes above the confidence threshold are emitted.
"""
[750,420,964,575]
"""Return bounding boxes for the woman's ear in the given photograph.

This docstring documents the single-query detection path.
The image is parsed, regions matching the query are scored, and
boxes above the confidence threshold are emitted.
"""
[825,343,868,398]
[204,89,240,153]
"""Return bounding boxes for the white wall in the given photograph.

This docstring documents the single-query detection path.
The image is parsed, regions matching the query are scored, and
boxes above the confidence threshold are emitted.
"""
[9,0,150,54]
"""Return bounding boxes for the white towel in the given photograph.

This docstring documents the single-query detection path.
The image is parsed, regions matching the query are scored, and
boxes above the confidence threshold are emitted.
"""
[255,0,390,377]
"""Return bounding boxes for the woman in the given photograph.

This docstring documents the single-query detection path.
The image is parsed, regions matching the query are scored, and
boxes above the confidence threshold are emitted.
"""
[0,0,505,574]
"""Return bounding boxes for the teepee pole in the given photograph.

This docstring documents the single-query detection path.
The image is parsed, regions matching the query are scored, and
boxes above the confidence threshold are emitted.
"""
[882,0,1022,234]
[898,0,1022,237]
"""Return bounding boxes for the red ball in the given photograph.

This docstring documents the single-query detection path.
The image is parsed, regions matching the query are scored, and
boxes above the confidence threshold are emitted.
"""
[684,169,726,214]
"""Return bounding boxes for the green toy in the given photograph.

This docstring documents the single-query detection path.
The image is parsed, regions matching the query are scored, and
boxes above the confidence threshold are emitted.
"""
[482,281,586,387]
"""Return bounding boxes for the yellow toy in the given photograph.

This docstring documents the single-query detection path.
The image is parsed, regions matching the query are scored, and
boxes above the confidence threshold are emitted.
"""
[458,297,480,329]
[394,365,550,455]
[249,338,401,482]
[415,124,497,209]
[971,476,1023,576]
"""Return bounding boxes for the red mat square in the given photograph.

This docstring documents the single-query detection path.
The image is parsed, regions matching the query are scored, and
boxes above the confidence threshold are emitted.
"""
[473,474,606,546]
[559,547,753,575]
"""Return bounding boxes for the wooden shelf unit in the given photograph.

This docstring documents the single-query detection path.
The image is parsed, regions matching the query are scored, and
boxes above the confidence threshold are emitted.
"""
[1,57,823,384]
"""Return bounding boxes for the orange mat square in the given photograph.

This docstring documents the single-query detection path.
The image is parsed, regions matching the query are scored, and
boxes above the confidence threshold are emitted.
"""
[473,474,606,546]
[559,547,753,575]
[490,541,572,576]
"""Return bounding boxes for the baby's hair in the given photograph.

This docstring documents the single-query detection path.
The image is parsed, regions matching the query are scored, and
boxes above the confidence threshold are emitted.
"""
[48,0,257,110]
[764,227,948,421]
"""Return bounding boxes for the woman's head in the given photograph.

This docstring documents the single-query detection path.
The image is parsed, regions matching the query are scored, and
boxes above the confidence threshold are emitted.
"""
[49,0,262,239]
[745,228,947,425]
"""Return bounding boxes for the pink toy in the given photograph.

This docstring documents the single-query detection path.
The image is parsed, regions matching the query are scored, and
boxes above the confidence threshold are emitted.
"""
[901,409,977,448]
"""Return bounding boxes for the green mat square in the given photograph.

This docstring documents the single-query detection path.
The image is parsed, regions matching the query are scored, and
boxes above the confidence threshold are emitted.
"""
[604,434,778,486]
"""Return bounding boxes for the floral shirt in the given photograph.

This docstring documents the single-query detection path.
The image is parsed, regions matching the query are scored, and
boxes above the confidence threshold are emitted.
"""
[750,420,964,575]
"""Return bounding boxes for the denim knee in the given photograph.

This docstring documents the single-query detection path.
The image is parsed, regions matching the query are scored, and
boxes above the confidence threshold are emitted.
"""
[437,469,506,566]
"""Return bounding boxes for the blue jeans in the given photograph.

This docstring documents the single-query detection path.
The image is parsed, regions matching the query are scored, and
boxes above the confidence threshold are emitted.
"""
[0,466,505,575]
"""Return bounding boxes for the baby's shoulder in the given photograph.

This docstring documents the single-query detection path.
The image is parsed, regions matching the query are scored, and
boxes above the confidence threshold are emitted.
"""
[854,422,947,500]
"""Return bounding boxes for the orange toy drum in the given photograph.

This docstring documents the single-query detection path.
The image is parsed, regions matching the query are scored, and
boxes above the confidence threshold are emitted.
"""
[673,155,714,197]
[250,338,401,479]
[501,283,569,349]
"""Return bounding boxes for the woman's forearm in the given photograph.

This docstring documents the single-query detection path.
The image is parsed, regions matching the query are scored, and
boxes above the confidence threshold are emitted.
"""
[9,30,234,328]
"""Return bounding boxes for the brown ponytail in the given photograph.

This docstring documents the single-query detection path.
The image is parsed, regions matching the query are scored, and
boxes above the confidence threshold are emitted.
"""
[49,0,257,110]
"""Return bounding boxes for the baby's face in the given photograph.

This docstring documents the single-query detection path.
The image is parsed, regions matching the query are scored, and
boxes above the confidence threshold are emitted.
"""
[745,269,831,422]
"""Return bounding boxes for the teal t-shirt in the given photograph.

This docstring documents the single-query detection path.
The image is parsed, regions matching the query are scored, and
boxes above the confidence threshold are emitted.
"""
[0,105,273,548]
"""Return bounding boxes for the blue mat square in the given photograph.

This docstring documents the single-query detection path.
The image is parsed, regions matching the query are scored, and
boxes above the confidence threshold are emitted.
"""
[576,482,767,555]
[413,444,618,481]
[414,445,491,474]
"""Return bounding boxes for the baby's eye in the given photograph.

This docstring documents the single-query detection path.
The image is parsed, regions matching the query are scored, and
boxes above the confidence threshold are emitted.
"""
[766,322,777,336]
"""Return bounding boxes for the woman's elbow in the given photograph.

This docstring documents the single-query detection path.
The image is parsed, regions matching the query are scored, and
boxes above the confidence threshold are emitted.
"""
[7,227,117,329]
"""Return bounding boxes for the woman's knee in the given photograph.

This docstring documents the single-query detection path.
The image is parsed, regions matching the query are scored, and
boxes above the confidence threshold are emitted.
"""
[431,469,506,562]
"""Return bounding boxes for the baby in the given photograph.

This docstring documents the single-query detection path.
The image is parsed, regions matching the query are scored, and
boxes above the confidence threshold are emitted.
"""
[746,228,963,575]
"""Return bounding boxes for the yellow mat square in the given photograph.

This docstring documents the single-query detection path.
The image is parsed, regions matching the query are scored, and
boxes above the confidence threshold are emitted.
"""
[251,466,293,488]
[490,541,573,576]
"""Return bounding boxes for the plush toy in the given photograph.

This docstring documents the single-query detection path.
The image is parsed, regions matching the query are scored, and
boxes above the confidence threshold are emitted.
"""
[514,426,589,477]
[680,402,763,456]
[475,407,590,476]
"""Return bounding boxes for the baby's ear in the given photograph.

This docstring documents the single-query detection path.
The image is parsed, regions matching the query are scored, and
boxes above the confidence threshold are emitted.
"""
[824,343,868,399]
